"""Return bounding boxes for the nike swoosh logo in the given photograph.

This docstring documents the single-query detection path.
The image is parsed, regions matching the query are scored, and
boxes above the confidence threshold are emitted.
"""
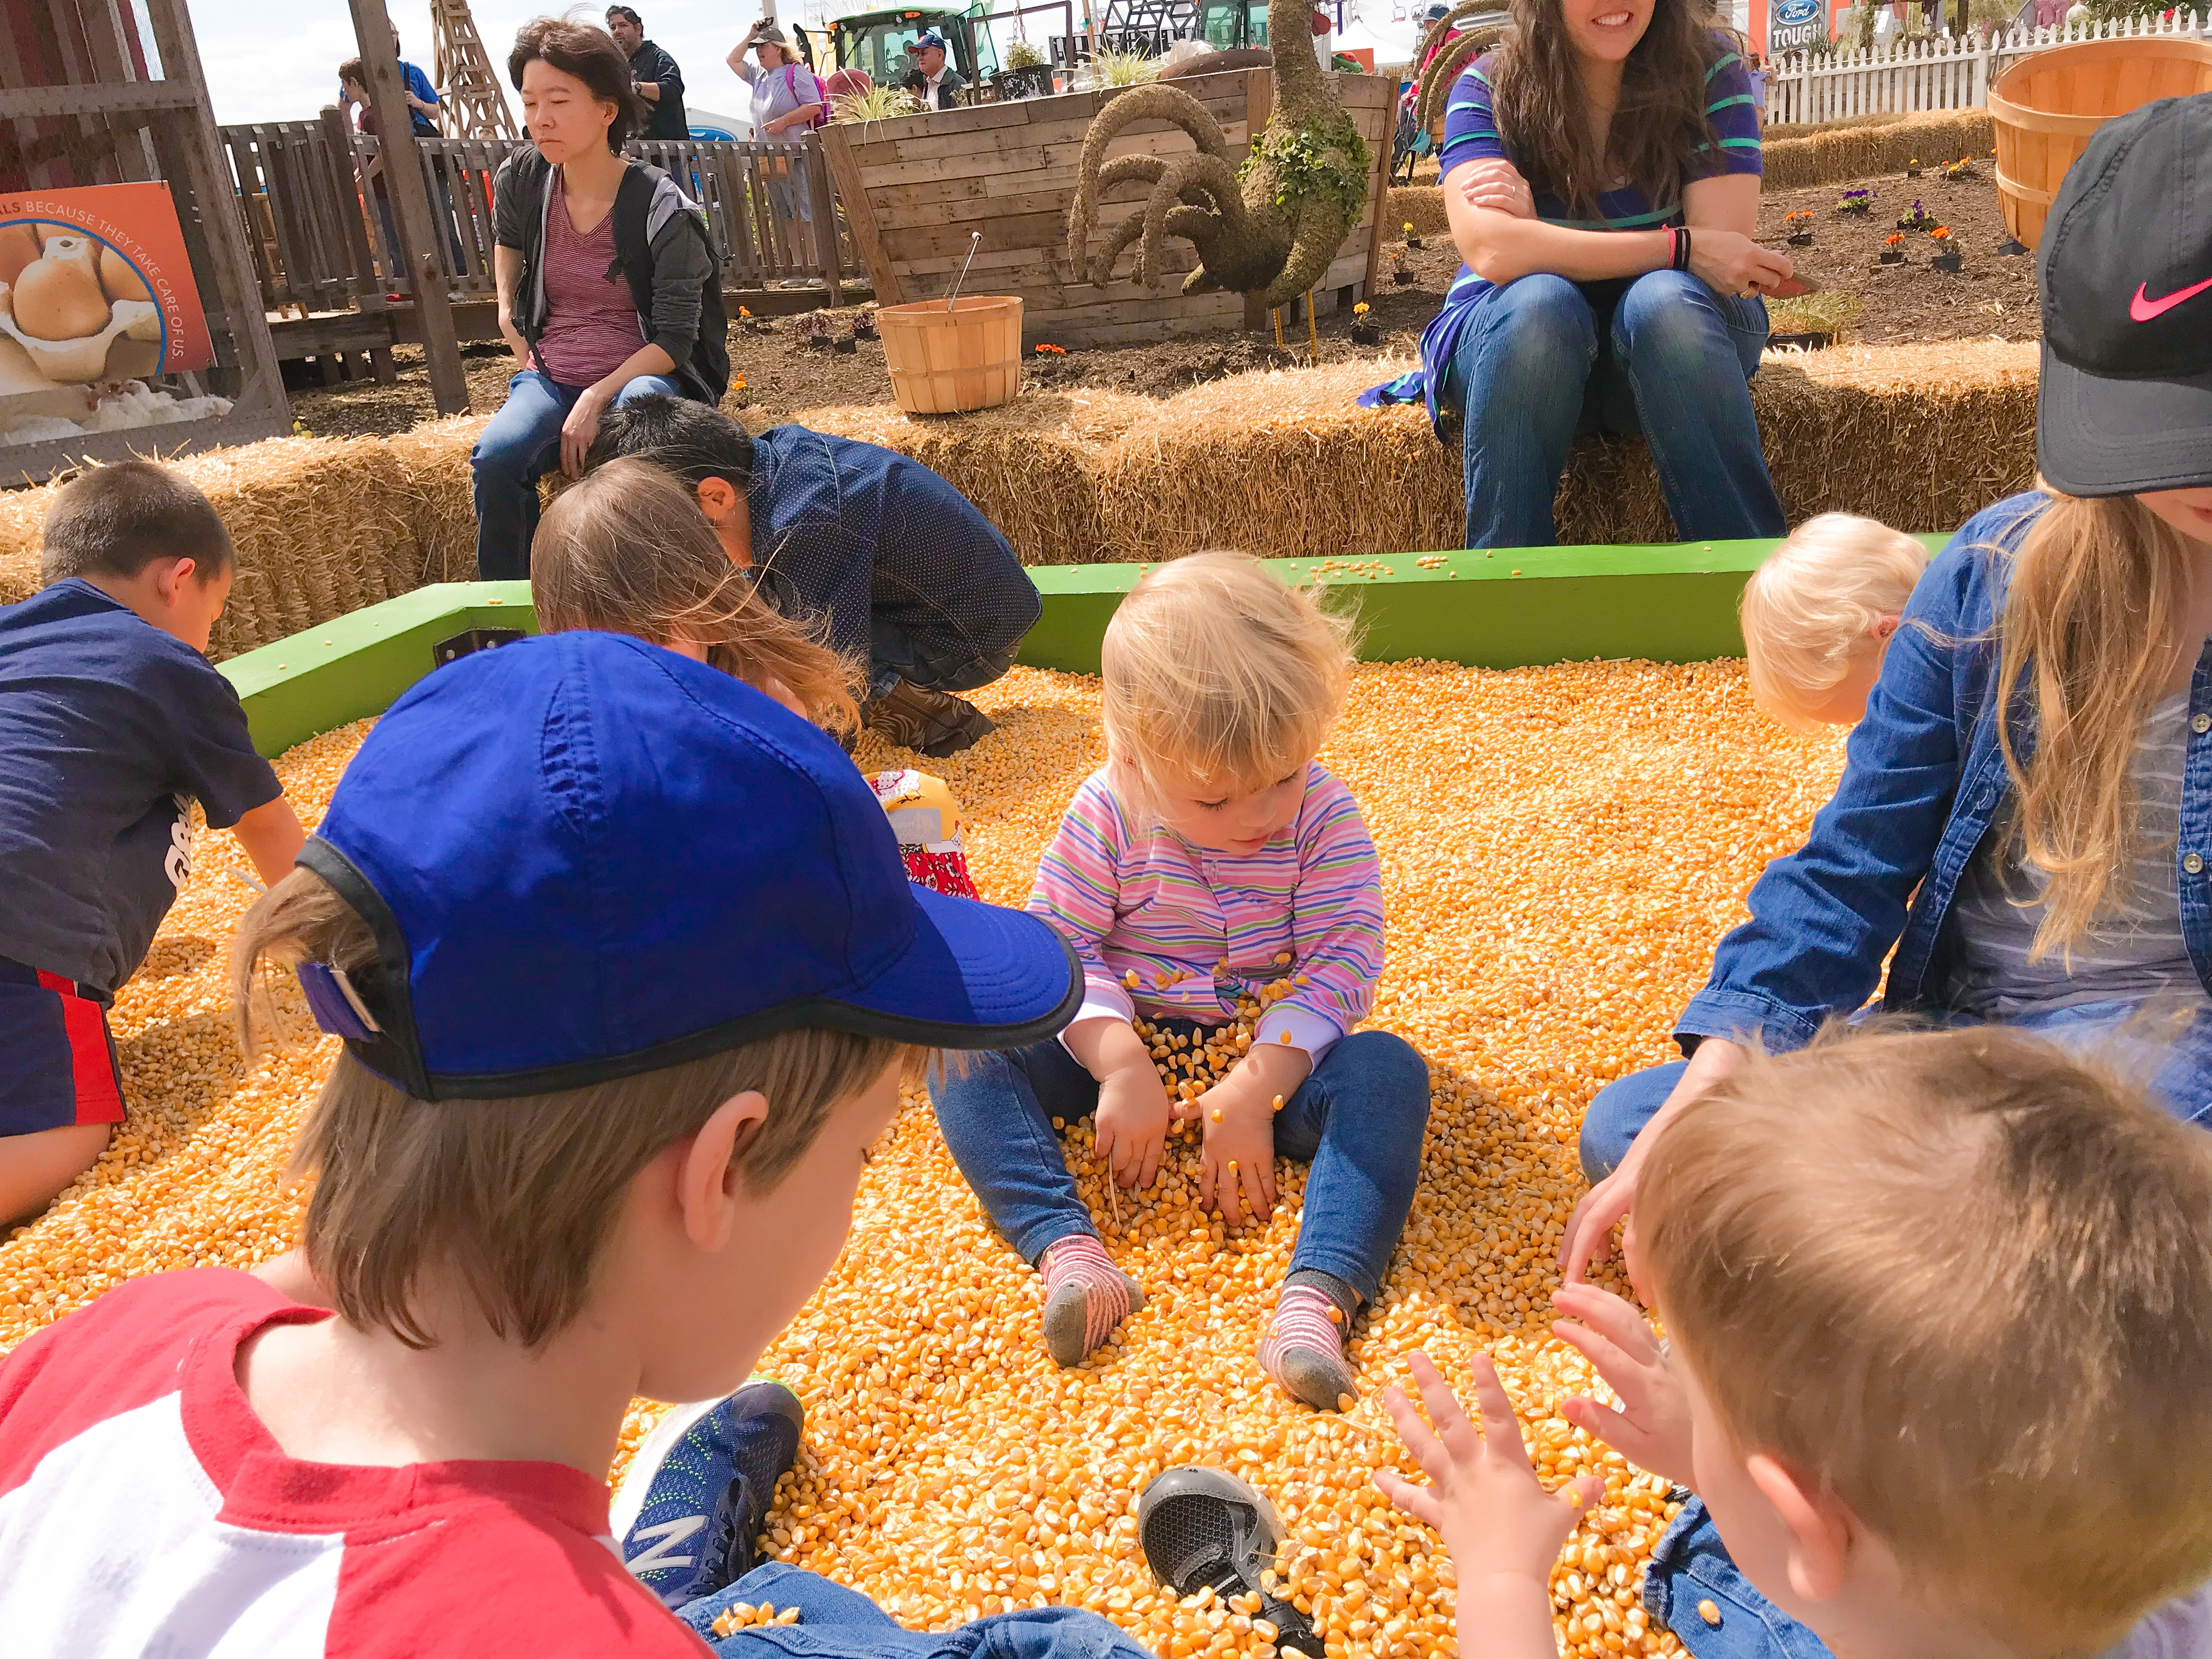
[2132,275,2212,321]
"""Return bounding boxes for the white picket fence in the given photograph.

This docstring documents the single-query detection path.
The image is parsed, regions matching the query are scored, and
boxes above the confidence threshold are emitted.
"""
[1767,9,2209,126]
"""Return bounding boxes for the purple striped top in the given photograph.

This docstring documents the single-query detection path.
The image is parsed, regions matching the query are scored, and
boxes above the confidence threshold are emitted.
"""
[1027,762,1386,1062]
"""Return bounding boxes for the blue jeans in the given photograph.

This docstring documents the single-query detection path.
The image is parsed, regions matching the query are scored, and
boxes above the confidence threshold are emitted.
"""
[1449,270,1784,550]
[928,1023,1430,1305]
[1639,1501,1837,1659]
[469,370,684,580]
[685,1563,1154,1659]
[1581,998,2212,1183]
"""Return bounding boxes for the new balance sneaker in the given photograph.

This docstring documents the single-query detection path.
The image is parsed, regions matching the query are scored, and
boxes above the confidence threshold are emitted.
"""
[1138,1467,1324,1659]
[610,1379,805,1610]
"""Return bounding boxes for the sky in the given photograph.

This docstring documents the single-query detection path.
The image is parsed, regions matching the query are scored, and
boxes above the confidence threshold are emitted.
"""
[186,0,836,131]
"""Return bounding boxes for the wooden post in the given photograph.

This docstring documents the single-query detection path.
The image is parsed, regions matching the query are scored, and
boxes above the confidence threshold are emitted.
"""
[349,0,470,415]
[1241,66,1274,332]
[819,122,904,303]
[806,136,845,306]
[1359,74,1391,303]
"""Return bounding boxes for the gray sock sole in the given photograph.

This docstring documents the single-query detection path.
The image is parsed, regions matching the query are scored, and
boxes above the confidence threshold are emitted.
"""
[1273,1342,1359,1412]
[1041,1272,1144,1367]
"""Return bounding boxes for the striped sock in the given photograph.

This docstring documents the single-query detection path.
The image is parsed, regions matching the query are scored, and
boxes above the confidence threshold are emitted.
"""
[1039,1233,1144,1366]
[1260,1277,1359,1411]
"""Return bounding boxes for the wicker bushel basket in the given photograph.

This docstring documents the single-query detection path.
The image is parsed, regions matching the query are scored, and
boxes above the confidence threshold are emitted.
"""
[878,296,1024,416]
[1987,36,2212,250]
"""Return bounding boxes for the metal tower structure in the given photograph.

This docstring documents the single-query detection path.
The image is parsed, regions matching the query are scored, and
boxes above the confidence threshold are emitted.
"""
[428,0,521,139]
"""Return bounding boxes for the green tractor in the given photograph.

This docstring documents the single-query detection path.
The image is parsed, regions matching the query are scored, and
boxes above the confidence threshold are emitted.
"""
[822,5,1000,90]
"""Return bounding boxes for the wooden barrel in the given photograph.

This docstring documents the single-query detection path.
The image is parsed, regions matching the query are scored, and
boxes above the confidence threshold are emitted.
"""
[1987,36,2212,249]
[878,296,1024,415]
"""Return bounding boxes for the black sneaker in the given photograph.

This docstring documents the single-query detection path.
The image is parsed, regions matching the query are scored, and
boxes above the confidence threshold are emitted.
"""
[609,1379,804,1610]
[1138,1468,1324,1659]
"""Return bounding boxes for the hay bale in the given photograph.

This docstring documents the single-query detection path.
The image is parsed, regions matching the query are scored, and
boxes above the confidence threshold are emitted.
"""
[788,388,1152,566]
[0,487,43,607]
[1094,358,1465,563]
[1760,109,1914,143]
[386,414,492,585]
[0,437,417,658]
[1386,185,1452,240]
[1095,340,2036,557]
[1762,110,1994,192]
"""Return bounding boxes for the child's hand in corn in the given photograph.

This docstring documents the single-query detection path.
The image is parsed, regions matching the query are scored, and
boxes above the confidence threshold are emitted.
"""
[1093,1057,1175,1190]
[1192,1046,1305,1224]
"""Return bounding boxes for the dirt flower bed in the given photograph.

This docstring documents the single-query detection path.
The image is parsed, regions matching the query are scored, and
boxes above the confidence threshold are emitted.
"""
[1753,161,2039,348]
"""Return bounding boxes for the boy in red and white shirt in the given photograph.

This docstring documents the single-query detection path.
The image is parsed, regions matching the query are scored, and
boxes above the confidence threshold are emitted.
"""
[0,630,1091,1655]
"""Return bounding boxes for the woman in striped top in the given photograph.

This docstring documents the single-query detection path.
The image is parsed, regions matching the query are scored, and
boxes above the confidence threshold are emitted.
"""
[1363,0,1792,551]
[928,554,1431,1411]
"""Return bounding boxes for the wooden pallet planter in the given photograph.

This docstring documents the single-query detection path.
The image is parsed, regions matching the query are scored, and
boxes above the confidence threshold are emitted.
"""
[822,66,1397,349]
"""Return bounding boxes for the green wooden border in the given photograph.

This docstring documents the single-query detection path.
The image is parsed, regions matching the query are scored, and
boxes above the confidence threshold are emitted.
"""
[219,537,1952,756]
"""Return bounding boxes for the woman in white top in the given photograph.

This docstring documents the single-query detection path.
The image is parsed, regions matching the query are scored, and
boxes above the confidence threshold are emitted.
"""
[725,22,825,254]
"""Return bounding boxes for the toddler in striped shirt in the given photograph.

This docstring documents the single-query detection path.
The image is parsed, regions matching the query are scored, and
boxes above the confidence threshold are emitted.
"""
[928,552,1431,1410]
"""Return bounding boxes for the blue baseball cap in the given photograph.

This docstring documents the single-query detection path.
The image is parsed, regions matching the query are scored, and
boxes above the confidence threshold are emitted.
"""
[913,30,946,51]
[295,631,1080,1099]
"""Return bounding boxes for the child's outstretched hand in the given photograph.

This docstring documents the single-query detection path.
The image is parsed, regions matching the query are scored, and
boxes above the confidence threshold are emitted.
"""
[1551,1282,1695,1487]
[1378,1352,1603,1659]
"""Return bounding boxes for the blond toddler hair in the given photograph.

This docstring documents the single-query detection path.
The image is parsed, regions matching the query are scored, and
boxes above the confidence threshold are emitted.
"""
[1740,514,1927,728]
[1639,1025,2212,1657]
[1099,551,1357,813]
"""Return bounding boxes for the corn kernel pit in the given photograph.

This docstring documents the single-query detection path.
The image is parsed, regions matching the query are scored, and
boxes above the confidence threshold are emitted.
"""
[0,659,1846,1659]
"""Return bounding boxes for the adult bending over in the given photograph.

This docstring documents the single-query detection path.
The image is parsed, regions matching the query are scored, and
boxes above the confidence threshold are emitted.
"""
[1562,95,2212,1289]
[471,15,727,580]
[589,394,1040,755]
[1366,0,1789,548]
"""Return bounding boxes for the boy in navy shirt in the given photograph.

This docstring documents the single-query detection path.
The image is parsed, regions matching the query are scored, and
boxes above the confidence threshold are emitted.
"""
[0,462,304,1225]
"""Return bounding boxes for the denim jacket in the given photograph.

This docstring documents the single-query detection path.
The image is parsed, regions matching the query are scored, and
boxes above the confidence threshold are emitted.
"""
[1678,490,2212,1054]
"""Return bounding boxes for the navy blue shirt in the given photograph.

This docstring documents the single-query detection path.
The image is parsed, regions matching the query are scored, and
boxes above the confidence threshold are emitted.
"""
[0,579,280,992]
[747,426,1040,698]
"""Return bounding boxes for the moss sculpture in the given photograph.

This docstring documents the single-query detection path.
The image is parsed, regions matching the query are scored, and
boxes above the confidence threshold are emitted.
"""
[1064,0,1372,308]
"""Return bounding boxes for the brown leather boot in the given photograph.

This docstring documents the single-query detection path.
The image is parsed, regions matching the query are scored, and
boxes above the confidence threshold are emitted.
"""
[862,680,996,757]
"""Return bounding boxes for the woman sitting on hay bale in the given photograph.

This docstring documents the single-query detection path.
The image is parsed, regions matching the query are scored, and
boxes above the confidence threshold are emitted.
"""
[1362,0,1792,549]
[470,15,728,582]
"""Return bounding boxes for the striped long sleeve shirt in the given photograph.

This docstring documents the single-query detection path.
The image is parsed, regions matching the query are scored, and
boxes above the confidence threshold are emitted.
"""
[1027,763,1386,1062]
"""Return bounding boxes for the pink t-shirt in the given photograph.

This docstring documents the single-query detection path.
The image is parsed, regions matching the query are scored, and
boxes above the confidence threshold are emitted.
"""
[536,172,646,387]
[0,1268,709,1657]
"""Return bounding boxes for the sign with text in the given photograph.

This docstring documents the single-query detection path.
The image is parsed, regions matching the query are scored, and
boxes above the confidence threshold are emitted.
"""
[0,182,213,387]
[1769,0,1825,52]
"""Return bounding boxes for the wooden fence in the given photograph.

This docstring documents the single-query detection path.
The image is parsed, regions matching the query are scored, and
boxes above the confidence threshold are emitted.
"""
[1767,9,2208,125]
[218,120,853,329]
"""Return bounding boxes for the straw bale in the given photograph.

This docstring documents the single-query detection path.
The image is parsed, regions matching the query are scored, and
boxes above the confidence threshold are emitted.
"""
[386,414,493,585]
[1387,185,1452,240]
[1093,358,1466,562]
[0,486,42,606]
[788,388,1153,566]
[1094,339,2036,557]
[1762,110,1994,192]
[1760,109,1913,143]
[0,436,416,658]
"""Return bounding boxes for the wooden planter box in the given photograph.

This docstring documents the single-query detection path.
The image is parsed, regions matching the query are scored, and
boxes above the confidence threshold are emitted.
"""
[820,67,1397,349]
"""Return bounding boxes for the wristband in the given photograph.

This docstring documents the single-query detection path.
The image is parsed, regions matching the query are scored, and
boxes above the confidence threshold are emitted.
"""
[1673,225,1692,272]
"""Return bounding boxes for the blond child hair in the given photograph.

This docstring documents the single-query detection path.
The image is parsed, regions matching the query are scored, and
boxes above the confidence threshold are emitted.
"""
[1638,1025,2212,1657]
[531,457,862,732]
[1099,551,1357,814]
[1739,514,1927,729]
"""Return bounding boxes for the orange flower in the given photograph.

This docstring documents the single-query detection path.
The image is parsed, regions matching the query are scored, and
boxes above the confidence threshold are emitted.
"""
[1929,225,1951,239]
[1033,342,1066,356]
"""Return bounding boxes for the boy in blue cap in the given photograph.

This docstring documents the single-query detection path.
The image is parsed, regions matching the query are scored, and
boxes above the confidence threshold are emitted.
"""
[0,631,1134,1656]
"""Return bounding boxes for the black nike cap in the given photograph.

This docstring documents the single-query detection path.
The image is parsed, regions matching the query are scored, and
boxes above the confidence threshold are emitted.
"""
[2036,91,2212,496]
